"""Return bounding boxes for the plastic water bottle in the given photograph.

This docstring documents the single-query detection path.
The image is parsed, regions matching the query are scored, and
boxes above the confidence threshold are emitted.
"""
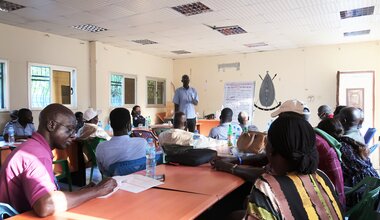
[8,123,15,144]
[145,116,151,129]
[192,130,200,148]
[227,124,233,147]
[145,138,156,178]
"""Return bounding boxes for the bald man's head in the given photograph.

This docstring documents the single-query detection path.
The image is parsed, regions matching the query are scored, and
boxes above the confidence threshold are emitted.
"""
[38,103,76,149]
[338,107,361,132]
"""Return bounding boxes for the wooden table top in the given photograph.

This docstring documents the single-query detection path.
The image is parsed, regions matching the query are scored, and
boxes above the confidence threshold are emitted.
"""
[10,188,217,220]
[155,164,244,199]
[10,164,244,220]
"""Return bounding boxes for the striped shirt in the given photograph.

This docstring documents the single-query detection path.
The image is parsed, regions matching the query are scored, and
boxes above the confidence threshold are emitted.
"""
[246,170,343,220]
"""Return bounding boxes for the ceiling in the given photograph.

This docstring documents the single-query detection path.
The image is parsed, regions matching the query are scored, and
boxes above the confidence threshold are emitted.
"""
[1,0,380,59]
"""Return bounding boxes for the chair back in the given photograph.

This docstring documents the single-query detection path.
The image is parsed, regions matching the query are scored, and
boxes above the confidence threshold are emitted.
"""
[152,127,170,136]
[84,137,106,165]
[131,130,159,150]
[345,177,380,219]
[364,128,377,145]
[0,202,18,220]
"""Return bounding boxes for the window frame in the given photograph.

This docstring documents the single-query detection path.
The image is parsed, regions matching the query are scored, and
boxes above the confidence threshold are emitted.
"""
[146,76,166,108]
[109,72,137,108]
[28,62,77,110]
[0,59,9,111]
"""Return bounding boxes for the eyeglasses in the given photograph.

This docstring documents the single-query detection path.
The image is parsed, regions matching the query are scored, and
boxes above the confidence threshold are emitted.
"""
[53,120,76,136]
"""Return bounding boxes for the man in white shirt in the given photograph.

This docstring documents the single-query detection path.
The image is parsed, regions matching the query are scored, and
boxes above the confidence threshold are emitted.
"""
[77,108,110,141]
[96,108,147,176]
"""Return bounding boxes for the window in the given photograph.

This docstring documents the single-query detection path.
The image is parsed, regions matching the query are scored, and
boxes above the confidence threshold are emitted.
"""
[110,74,136,107]
[147,77,165,107]
[29,63,77,109]
[0,60,8,110]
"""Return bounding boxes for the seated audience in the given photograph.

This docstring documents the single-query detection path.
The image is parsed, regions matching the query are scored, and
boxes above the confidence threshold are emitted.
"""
[237,111,258,131]
[131,105,146,128]
[338,107,365,144]
[0,104,116,217]
[314,127,345,208]
[77,108,110,141]
[96,108,147,176]
[74,111,84,132]
[317,117,379,209]
[333,105,346,119]
[318,104,333,120]
[209,108,242,140]
[3,108,35,141]
[159,111,225,148]
[245,116,343,219]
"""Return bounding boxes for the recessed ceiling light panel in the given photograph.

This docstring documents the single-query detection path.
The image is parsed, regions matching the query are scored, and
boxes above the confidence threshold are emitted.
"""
[72,24,108,33]
[340,6,374,19]
[344,29,370,37]
[0,0,25,12]
[172,2,212,16]
[244,42,268,48]
[212,25,247,36]
[132,39,158,45]
[171,50,191,54]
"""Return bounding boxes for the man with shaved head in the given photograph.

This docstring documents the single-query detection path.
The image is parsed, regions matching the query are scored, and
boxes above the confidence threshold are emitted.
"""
[339,106,365,144]
[0,104,117,217]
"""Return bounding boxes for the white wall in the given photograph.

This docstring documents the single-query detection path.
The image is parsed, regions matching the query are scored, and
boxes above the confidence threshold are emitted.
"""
[173,41,380,168]
[0,23,174,131]
[0,23,91,129]
[90,42,173,125]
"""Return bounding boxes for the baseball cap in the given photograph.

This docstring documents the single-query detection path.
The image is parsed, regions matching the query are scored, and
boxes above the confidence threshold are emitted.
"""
[83,108,101,121]
[271,99,310,117]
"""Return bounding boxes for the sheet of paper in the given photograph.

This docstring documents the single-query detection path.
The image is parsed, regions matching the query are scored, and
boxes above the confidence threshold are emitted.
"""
[98,174,163,198]
[116,174,163,193]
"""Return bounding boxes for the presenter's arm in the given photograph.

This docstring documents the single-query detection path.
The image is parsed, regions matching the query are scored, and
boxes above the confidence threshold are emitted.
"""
[33,178,117,217]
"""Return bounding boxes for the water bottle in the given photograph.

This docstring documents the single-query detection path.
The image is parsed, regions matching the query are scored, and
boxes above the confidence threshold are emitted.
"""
[227,124,233,147]
[98,120,103,128]
[192,130,200,148]
[145,116,151,129]
[145,138,156,178]
[8,123,15,144]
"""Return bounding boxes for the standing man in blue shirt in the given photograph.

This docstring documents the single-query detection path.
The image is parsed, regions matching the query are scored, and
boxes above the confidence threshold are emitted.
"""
[173,74,199,132]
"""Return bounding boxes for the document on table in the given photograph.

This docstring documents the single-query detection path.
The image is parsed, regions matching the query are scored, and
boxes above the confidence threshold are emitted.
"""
[98,174,163,198]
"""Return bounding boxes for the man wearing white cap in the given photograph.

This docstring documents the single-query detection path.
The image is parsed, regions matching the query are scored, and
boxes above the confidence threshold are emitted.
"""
[77,108,111,141]
[270,99,310,120]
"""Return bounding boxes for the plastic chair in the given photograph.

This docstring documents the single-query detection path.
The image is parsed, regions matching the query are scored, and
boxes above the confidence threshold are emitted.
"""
[131,130,159,148]
[0,202,18,220]
[152,127,170,136]
[364,128,377,145]
[83,137,106,182]
[345,177,380,219]
[53,159,72,192]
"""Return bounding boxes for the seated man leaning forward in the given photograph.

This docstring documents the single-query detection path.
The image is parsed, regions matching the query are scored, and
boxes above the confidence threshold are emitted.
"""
[77,108,110,141]
[0,104,117,217]
[209,107,242,140]
[96,107,147,176]
[159,111,226,148]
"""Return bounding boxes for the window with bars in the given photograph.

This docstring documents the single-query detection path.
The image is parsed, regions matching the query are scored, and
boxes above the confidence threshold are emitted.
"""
[147,77,165,107]
[29,63,76,109]
[0,61,6,109]
[110,74,136,107]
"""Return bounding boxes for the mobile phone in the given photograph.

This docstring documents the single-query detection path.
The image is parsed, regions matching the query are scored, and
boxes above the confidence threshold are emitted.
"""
[155,174,165,182]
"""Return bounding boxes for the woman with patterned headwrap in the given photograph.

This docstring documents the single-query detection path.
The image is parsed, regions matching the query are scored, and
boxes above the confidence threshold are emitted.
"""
[245,115,343,220]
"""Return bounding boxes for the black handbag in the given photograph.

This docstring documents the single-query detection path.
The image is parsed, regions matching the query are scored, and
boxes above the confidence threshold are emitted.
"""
[163,146,217,166]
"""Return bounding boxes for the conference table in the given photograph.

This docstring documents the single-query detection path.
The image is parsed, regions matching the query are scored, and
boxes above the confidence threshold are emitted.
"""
[10,164,245,220]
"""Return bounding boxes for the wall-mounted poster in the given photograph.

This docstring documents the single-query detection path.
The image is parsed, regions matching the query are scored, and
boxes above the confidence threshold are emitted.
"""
[224,81,255,122]
[346,88,364,111]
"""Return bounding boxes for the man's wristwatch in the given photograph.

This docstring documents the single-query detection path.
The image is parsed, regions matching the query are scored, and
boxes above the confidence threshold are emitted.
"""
[231,164,238,174]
